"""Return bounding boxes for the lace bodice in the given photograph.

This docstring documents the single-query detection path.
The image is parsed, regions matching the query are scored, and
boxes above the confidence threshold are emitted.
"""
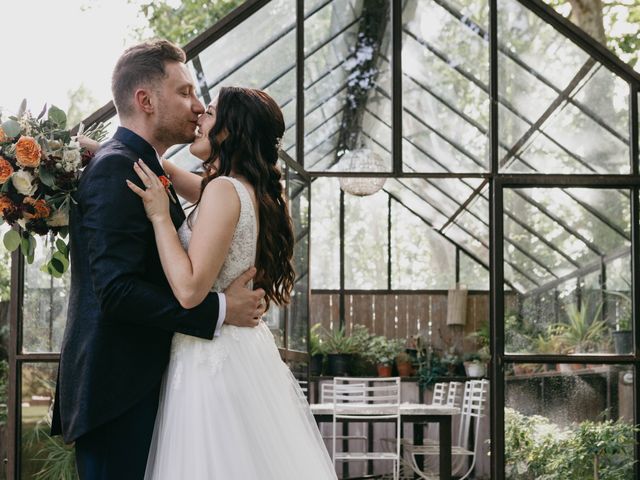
[177,176,258,292]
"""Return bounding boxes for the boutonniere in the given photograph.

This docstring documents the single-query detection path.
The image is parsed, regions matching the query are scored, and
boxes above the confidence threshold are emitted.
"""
[159,175,177,204]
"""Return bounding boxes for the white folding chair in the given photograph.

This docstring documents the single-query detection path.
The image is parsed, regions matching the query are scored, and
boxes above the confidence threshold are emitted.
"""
[407,379,489,480]
[445,381,464,409]
[431,382,448,406]
[332,377,402,480]
[321,381,368,453]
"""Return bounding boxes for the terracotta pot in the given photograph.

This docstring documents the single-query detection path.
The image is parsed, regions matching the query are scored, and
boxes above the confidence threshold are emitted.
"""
[397,361,413,377]
[377,364,393,377]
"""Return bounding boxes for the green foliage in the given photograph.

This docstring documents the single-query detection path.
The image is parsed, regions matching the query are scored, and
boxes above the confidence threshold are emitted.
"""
[505,408,638,480]
[315,326,359,355]
[364,336,404,366]
[557,301,609,353]
[24,415,77,480]
[130,0,245,45]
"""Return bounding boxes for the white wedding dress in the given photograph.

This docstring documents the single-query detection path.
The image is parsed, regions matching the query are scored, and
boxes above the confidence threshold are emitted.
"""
[144,177,337,480]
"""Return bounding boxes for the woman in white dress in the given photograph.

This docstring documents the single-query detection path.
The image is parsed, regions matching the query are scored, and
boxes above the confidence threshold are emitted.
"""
[126,86,337,479]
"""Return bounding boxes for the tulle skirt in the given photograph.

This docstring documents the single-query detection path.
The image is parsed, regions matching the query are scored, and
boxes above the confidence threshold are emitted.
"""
[144,321,337,480]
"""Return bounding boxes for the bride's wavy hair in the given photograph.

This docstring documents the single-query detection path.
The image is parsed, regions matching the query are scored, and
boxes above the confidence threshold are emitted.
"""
[191,86,295,307]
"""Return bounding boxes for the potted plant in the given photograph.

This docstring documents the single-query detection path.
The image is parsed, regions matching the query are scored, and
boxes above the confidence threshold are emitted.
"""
[309,323,325,376]
[463,350,489,377]
[366,336,404,377]
[348,325,377,376]
[557,301,608,354]
[395,351,413,377]
[322,326,358,376]
[612,314,632,354]
[440,347,462,376]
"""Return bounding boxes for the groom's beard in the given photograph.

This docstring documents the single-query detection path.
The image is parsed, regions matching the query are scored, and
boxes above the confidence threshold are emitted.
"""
[156,120,197,147]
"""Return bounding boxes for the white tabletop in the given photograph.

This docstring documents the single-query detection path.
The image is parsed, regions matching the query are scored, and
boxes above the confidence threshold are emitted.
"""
[310,403,459,416]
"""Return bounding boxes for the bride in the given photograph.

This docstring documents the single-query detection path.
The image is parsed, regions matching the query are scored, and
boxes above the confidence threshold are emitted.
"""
[126,86,337,479]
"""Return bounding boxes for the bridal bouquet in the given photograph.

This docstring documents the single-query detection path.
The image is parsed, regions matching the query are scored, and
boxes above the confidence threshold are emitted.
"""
[0,100,106,276]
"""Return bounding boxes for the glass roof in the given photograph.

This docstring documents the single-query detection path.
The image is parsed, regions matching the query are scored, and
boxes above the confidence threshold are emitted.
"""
[157,0,639,296]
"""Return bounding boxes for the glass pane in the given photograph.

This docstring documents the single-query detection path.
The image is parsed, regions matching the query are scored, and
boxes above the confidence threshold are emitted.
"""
[460,251,489,290]
[288,173,309,352]
[310,178,340,288]
[498,0,630,174]
[402,0,490,173]
[20,363,75,478]
[505,363,635,479]
[23,240,70,353]
[391,201,455,289]
[305,0,392,173]
[504,188,632,355]
[196,0,297,159]
[345,190,389,288]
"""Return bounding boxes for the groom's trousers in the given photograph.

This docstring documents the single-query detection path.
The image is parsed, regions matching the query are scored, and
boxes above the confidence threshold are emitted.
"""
[74,383,161,480]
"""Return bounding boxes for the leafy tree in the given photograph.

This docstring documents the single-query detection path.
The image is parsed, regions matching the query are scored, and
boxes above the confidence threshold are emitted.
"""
[547,0,640,67]
[129,0,245,45]
[66,84,100,128]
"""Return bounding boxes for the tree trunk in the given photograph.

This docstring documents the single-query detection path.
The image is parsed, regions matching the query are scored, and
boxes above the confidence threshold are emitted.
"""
[568,0,606,42]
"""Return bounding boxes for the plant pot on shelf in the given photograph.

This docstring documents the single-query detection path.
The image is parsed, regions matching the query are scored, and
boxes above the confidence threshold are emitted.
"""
[310,354,323,376]
[377,364,393,377]
[396,361,413,377]
[613,330,633,354]
[464,361,486,378]
[327,354,351,376]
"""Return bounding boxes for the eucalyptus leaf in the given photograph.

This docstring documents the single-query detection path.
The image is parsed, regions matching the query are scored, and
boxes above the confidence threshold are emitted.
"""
[37,103,47,120]
[1,181,10,193]
[51,256,65,275]
[1,119,21,138]
[48,106,67,129]
[3,230,20,252]
[56,239,69,257]
[52,251,69,271]
[38,167,58,189]
[26,254,34,265]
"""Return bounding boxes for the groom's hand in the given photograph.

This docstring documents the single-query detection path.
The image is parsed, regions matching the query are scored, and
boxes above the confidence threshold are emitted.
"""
[223,267,266,328]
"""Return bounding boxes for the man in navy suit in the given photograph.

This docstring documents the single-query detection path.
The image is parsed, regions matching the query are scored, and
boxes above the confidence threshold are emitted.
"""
[51,39,266,479]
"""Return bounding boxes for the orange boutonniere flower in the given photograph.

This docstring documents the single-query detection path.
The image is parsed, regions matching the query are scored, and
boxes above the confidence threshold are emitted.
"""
[159,175,177,204]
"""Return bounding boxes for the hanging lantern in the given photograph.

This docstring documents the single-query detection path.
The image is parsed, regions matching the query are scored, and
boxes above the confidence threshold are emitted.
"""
[337,148,387,196]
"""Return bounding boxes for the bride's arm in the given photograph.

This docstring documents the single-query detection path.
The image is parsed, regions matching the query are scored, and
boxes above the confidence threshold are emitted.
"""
[79,136,203,203]
[127,160,240,309]
[163,159,203,204]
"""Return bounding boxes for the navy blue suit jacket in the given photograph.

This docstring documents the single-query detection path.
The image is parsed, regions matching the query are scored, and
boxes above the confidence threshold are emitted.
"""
[51,127,221,443]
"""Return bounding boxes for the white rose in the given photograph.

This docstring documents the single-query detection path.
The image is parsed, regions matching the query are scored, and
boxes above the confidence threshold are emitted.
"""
[62,147,81,168]
[12,170,37,195]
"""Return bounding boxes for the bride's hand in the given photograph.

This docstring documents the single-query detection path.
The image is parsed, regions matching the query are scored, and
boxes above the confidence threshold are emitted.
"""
[126,160,171,224]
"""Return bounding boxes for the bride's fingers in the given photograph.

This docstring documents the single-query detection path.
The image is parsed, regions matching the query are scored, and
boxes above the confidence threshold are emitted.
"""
[137,160,161,186]
[133,162,152,186]
[126,179,145,197]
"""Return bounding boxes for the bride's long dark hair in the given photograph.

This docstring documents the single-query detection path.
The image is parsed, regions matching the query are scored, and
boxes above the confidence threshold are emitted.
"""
[190,86,295,307]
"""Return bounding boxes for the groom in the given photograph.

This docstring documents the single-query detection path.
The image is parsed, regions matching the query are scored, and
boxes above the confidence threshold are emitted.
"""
[51,39,266,479]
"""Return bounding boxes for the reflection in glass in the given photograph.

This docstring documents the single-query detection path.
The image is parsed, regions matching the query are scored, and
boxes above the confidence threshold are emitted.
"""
[391,201,454,289]
[305,0,392,172]
[504,188,631,355]
[505,363,635,479]
[23,238,70,353]
[310,178,340,289]
[345,190,389,289]
[498,0,629,174]
[402,0,490,173]
[21,363,75,478]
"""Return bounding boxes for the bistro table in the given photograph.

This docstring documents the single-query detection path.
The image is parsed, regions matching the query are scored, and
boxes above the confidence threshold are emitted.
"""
[311,403,458,480]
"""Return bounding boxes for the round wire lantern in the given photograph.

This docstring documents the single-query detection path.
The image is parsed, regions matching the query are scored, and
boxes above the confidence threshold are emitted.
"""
[337,148,387,196]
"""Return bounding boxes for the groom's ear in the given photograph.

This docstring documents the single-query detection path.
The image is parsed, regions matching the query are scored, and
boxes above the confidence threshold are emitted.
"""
[134,88,155,114]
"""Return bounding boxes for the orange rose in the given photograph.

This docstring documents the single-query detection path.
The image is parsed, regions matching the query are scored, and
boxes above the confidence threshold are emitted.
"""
[0,195,14,215]
[15,136,42,168]
[0,126,7,143]
[0,157,13,183]
[23,197,51,220]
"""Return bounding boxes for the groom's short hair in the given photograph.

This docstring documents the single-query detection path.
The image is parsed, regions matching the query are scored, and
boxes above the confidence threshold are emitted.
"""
[112,39,186,118]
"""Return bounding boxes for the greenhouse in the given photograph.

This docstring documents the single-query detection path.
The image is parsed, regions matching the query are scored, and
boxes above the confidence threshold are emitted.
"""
[2,0,640,479]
